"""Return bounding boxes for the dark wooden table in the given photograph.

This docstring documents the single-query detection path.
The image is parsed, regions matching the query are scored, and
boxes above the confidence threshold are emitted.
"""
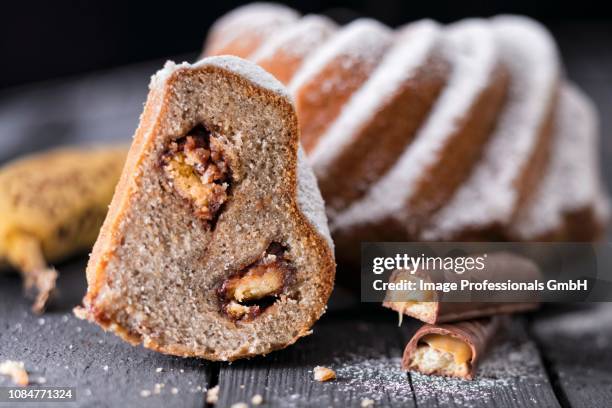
[1,23,612,408]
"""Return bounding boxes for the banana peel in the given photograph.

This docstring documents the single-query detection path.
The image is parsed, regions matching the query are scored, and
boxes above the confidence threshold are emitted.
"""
[0,146,127,313]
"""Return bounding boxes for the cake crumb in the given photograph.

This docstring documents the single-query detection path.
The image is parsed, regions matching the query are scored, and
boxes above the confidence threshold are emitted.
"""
[251,393,264,405]
[153,383,164,394]
[73,306,88,320]
[102,365,109,371]
[140,389,151,398]
[313,366,336,382]
[0,360,29,386]
[155,367,163,373]
[171,387,179,395]
[206,385,219,404]
[230,403,248,408]
[361,397,375,407]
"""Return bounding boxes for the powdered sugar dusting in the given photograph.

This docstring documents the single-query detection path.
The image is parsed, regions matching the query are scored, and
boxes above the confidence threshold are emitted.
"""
[332,353,414,403]
[205,3,299,56]
[268,319,549,407]
[267,348,414,407]
[149,61,191,90]
[310,20,442,175]
[333,19,500,230]
[149,57,291,100]
[251,15,337,63]
[199,56,291,100]
[423,16,560,239]
[288,19,393,94]
[512,84,610,238]
[296,146,334,250]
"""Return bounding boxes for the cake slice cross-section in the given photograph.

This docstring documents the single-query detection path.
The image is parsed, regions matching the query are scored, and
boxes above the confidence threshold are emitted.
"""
[77,56,335,361]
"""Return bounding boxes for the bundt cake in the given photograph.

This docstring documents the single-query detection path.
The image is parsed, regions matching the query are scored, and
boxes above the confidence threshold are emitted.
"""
[331,19,509,235]
[203,3,299,58]
[77,56,335,361]
[251,15,337,85]
[202,4,609,261]
[309,20,449,214]
[510,84,610,240]
[289,19,394,153]
[421,16,560,241]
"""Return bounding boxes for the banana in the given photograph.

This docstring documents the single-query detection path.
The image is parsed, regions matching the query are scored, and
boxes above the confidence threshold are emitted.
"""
[0,146,127,313]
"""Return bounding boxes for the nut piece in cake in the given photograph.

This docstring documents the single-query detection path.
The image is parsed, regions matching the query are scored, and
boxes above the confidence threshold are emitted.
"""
[162,125,230,224]
[218,243,296,321]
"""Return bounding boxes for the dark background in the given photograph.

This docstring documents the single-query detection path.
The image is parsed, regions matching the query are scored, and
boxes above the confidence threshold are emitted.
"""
[2,0,612,89]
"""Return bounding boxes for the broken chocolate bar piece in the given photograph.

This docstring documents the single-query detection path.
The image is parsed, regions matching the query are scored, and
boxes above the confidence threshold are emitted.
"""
[383,252,540,324]
[402,317,501,379]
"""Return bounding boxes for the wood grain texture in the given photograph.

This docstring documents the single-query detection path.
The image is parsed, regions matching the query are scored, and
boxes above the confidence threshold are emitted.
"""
[214,311,418,408]
[0,257,212,408]
[530,304,612,408]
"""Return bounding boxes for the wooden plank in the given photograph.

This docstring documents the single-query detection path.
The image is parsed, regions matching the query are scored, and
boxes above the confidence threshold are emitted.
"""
[0,59,163,165]
[214,310,418,408]
[214,311,562,408]
[531,304,612,408]
[406,317,561,408]
[0,257,212,408]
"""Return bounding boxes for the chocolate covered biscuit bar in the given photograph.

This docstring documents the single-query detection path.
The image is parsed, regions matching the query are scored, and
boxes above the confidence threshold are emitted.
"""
[402,317,500,379]
[383,252,540,324]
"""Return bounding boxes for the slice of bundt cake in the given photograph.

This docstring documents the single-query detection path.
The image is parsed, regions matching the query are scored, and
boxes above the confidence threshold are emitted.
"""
[77,56,335,361]
[510,83,610,240]
[422,16,560,240]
